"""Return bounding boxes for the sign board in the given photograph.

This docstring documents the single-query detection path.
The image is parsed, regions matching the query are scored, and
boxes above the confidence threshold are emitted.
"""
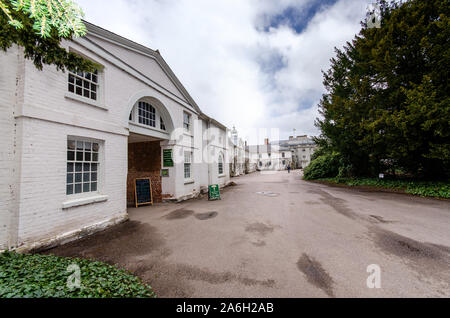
[161,169,169,177]
[135,178,153,208]
[163,149,174,167]
[208,184,221,201]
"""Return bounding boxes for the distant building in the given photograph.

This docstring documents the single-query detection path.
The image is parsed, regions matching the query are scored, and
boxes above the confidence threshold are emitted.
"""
[228,127,245,177]
[229,127,255,176]
[275,135,317,169]
[248,139,293,171]
[245,143,257,174]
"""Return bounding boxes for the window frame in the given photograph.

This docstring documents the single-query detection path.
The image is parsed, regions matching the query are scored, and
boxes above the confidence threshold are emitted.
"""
[183,112,191,132]
[66,137,102,197]
[67,69,100,102]
[160,116,166,131]
[218,153,224,176]
[129,100,168,133]
[137,101,156,128]
[184,151,192,180]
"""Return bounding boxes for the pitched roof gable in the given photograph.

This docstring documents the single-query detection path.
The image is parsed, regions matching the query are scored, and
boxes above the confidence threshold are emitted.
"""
[83,21,202,113]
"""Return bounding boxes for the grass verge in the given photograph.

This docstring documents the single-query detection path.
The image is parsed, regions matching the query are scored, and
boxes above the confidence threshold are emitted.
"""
[0,251,155,298]
[311,178,450,199]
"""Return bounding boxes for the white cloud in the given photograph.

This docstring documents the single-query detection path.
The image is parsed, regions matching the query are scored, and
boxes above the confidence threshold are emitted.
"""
[76,0,371,142]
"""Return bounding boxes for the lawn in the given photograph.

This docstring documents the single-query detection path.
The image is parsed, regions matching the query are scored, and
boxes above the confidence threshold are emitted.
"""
[0,251,155,298]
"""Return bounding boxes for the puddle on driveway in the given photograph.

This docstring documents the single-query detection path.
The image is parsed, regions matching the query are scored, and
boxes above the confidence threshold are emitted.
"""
[369,215,394,224]
[304,200,321,205]
[372,228,449,263]
[165,209,195,220]
[165,209,219,221]
[308,189,357,219]
[251,240,266,247]
[43,221,165,264]
[256,191,280,197]
[297,254,334,297]
[246,222,274,236]
[195,212,218,220]
[370,227,450,285]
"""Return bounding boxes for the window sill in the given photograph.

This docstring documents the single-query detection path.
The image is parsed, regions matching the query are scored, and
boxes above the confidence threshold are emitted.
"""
[218,174,225,178]
[65,93,107,111]
[129,121,169,134]
[184,179,195,185]
[62,194,108,209]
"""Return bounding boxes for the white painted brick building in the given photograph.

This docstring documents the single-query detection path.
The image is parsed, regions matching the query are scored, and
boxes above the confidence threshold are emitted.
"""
[0,22,230,251]
[248,139,293,171]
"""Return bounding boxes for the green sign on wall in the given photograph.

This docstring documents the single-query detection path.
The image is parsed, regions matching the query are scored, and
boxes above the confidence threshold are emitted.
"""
[208,184,221,201]
[163,149,174,167]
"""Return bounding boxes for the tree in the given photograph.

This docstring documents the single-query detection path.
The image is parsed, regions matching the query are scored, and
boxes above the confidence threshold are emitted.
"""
[0,0,96,71]
[315,0,449,179]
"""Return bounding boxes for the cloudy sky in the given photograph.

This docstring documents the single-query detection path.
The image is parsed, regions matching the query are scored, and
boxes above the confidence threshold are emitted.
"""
[76,0,372,143]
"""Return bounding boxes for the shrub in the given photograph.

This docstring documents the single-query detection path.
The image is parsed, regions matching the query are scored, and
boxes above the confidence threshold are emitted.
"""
[303,152,341,180]
[314,178,450,199]
[0,251,155,298]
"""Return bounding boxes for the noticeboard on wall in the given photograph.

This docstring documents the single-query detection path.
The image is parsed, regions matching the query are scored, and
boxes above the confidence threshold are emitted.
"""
[163,149,174,167]
[135,178,153,208]
[208,184,221,201]
[161,169,169,177]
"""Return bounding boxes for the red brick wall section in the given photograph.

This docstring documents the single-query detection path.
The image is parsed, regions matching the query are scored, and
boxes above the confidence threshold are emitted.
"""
[127,141,162,205]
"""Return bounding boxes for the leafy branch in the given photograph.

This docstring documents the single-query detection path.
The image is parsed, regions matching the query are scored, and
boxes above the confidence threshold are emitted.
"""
[0,0,97,72]
[0,0,86,38]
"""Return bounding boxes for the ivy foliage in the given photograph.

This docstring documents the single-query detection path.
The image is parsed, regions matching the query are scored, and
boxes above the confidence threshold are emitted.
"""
[315,0,450,179]
[0,0,97,71]
[0,251,156,298]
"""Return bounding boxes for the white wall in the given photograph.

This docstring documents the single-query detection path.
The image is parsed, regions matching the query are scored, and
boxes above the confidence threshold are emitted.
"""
[199,120,230,191]
[85,34,188,103]
[296,146,316,168]
[0,46,22,249]
[249,147,293,171]
[17,118,128,245]
[1,23,232,249]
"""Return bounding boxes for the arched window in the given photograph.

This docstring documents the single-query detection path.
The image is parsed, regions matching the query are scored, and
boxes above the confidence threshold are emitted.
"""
[138,101,156,127]
[160,116,166,131]
[218,153,224,175]
[129,99,170,132]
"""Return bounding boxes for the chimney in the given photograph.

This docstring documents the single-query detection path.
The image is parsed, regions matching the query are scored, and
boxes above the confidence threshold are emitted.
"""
[264,138,269,145]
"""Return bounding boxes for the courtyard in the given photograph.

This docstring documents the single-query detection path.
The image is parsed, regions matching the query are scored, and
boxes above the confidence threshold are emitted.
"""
[43,171,450,298]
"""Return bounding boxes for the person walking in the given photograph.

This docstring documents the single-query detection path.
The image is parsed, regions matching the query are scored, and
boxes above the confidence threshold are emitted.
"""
[287,165,291,174]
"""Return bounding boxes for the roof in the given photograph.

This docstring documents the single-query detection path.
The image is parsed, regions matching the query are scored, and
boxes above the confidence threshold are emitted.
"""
[248,144,288,154]
[274,138,316,147]
[83,21,228,130]
[198,112,228,131]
